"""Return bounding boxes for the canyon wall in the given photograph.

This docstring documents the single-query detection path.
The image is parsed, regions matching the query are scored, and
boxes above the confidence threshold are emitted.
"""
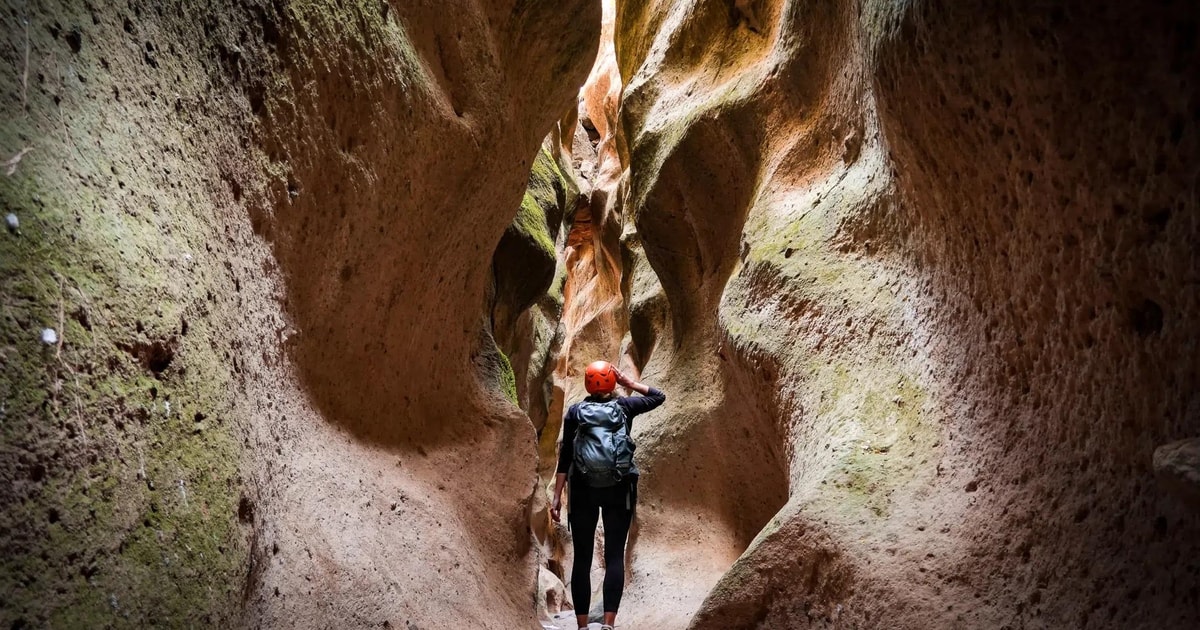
[3,0,1198,628]
[0,1,597,628]
[599,0,1200,627]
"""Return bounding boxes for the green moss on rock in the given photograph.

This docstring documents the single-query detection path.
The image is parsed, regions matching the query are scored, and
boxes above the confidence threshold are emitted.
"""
[498,349,519,405]
[515,190,557,257]
[806,360,932,519]
[0,161,248,627]
[493,142,578,329]
[0,3,256,625]
[512,146,575,260]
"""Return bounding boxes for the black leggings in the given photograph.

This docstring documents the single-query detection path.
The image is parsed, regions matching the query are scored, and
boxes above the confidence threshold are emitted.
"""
[568,477,637,614]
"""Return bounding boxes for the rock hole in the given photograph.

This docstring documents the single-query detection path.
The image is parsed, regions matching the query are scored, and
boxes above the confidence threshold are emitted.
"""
[257,7,282,49]
[1145,208,1171,231]
[120,338,178,377]
[248,83,266,115]
[729,0,763,33]
[1129,299,1163,336]
[238,496,255,523]
[71,306,91,331]
[65,29,83,54]
[580,115,600,142]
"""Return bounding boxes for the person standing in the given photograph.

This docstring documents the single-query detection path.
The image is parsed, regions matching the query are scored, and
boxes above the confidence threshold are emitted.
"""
[551,361,666,630]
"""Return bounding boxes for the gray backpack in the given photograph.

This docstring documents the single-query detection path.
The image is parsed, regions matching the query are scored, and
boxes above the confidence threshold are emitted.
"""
[572,400,635,488]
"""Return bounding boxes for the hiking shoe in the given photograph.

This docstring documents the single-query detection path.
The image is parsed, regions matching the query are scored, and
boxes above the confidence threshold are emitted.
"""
[601,626,615,630]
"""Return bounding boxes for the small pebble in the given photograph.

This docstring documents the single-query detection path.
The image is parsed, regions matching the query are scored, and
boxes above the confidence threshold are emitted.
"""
[41,328,58,345]
[5,213,18,232]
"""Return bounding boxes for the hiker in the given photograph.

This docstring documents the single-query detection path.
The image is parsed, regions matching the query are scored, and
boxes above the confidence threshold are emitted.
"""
[551,360,666,630]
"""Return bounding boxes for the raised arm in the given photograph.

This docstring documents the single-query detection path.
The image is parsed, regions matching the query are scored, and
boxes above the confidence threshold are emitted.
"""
[614,368,666,416]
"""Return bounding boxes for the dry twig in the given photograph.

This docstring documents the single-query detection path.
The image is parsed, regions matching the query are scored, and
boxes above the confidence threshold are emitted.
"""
[20,18,29,112]
[3,146,32,176]
[53,273,89,442]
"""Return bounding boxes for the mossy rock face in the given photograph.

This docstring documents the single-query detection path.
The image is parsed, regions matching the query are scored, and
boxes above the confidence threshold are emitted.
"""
[1,0,601,625]
[493,144,577,325]
[489,139,578,350]
[490,140,577,416]
[497,347,520,405]
[0,144,248,627]
[0,1,262,626]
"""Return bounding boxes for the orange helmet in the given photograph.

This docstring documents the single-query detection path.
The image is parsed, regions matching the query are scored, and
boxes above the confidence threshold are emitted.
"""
[584,360,617,395]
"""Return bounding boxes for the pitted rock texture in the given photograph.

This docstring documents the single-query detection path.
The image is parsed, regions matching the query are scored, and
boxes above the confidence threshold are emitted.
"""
[1,1,599,628]
[4,0,1199,628]
[593,0,1200,628]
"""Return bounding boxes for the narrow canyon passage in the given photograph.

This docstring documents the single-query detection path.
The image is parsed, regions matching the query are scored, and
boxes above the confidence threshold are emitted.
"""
[1,1,1198,629]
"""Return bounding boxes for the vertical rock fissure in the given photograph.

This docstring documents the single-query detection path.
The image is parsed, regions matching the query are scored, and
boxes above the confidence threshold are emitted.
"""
[529,3,795,624]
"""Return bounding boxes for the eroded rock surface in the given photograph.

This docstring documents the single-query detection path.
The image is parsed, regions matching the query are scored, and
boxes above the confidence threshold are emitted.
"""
[1155,439,1200,510]
[0,1,599,628]
[4,0,1198,628]
[591,0,1200,628]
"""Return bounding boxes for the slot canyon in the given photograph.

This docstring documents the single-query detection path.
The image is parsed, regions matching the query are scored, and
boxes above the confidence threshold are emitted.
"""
[1,0,1198,628]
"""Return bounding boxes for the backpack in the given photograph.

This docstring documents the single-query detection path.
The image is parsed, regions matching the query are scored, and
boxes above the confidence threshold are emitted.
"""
[572,400,636,488]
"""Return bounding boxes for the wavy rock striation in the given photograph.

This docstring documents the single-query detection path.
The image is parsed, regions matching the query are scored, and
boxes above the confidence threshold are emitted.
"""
[4,0,1198,628]
[1,1,598,628]
[597,0,1200,628]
